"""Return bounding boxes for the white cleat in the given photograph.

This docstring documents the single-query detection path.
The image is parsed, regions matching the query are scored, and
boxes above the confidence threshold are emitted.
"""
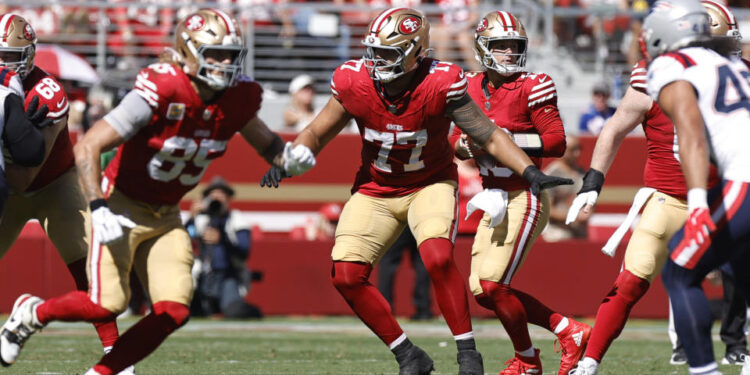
[568,359,598,375]
[0,294,44,366]
[116,364,136,375]
[84,369,103,375]
[741,359,750,375]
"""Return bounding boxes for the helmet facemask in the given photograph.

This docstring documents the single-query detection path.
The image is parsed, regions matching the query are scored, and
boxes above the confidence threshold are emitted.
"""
[0,14,37,79]
[0,44,34,78]
[363,44,414,83]
[188,38,246,90]
[476,37,527,75]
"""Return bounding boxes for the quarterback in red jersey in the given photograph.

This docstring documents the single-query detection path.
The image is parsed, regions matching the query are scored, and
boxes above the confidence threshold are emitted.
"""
[0,9,288,375]
[450,11,590,375]
[261,7,572,375]
[0,14,126,371]
[565,2,737,374]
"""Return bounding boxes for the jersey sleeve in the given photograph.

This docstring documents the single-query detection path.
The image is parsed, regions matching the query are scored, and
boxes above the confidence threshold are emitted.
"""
[647,53,692,101]
[133,63,178,111]
[331,60,360,103]
[236,75,263,120]
[526,73,557,109]
[26,74,69,120]
[436,62,467,104]
[629,60,648,94]
[0,69,23,98]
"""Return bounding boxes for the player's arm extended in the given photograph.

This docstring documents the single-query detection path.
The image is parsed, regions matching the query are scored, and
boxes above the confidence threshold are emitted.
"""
[446,95,533,175]
[590,86,650,174]
[239,115,285,168]
[293,96,352,154]
[5,115,67,193]
[658,80,709,193]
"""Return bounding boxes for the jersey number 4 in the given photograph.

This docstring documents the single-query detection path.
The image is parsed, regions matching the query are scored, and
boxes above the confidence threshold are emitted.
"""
[148,136,227,185]
[714,64,750,114]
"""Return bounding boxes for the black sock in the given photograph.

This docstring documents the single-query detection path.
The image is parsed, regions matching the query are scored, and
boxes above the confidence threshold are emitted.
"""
[456,337,476,352]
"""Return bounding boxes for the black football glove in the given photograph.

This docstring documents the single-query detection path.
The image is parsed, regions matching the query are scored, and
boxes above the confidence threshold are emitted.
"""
[25,96,52,129]
[522,165,574,196]
[578,168,605,194]
[260,166,288,188]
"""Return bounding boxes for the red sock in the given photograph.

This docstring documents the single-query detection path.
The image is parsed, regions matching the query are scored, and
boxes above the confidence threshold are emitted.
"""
[67,259,120,348]
[514,289,564,332]
[419,238,472,336]
[35,291,115,324]
[480,280,532,352]
[585,270,650,361]
[95,301,189,375]
[332,261,404,345]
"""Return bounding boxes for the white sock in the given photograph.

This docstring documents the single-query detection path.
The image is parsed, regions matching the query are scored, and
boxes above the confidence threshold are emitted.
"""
[554,317,569,334]
[688,361,720,375]
[389,333,407,350]
[581,357,599,368]
[454,332,474,341]
[517,346,535,357]
[103,345,112,354]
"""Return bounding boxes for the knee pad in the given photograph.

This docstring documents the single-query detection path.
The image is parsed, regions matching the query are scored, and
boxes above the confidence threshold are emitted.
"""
[418,217,450,240]
[153,301,190,330]
[613,270,650,305]
[331,261,372,291]
[419,238,454,273]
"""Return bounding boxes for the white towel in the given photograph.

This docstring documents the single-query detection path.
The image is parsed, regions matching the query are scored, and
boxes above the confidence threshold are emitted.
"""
[601,187,657,257]
[466,189,509,228]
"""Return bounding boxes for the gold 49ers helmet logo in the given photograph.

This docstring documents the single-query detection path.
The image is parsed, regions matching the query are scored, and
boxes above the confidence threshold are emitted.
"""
[23,23,34,41]
[399,16,421,34]
[476,18,488,33]
[186,14,205,31]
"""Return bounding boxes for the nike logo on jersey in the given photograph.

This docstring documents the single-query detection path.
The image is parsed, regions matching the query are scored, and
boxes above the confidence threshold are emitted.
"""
[538,75,547,83]
[57,97,66,108]
[544,107,552,113]
[572,331,584,347]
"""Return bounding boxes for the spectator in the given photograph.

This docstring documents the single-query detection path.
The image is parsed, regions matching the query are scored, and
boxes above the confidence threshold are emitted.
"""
[578,81,616,135]
[542,135,589,241]
[377,227,433,321]
[430,0,481,71]
[283,74,316,133]
[186,176,261,318]
[289,202,342,241]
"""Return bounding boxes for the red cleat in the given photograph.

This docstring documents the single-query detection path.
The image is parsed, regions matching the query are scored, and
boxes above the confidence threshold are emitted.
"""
[554,318,592,375]
[499,349,541,375]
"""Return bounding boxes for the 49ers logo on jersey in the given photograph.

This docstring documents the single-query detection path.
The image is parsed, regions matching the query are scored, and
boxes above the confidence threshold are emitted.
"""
[186,14,205,31]
[399,16,421,34]
[476,18,488,33]
[23,23,34,41]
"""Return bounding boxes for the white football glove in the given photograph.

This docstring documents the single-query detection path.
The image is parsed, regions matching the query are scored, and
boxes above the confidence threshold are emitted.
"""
[565,191,598,225]
[282,142,316,176]
[91,205,136,245]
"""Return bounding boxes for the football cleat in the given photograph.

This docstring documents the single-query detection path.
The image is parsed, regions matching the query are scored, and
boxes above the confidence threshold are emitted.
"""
[721,348,748,365]
[457,349,484,375]
[554,319,592,375]
[0,294,44,366]
[104,346,137,375]
[670,348,687,365]
[568,359,598,375]
[499,349,542,375]
[742,357,750,375]
[396,344,434,375]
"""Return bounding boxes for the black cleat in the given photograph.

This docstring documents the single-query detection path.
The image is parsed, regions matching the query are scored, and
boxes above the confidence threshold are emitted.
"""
[396,345,435,375]
[457,349,484,375]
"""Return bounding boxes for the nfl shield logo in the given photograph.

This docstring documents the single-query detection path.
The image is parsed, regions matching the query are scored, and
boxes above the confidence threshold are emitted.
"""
[166,103,185,120]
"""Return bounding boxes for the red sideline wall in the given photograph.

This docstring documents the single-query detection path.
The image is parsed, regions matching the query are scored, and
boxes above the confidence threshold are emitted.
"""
[0,135,716,317]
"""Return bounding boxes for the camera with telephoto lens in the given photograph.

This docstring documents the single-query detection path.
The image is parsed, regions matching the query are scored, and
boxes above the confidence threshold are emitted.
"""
[204,198,226,220]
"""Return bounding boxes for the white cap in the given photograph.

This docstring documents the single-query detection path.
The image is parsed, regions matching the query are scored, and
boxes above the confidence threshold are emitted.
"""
[288,74,314,94]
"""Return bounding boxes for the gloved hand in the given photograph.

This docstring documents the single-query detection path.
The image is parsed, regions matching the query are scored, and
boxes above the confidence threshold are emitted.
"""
[90,199,136,245]
[260,166,288,188]
[25,96,52,129]
[283,142,316,176]
[566,168,605,224]
[522,165,573,196]
[671,189,715,269]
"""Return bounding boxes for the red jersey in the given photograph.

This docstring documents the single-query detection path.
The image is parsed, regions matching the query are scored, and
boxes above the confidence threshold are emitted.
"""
[24,66,72,192]
[630,59,720,199]
[330,58,462,197]
[104,63,261,205]
[453,71,565,191]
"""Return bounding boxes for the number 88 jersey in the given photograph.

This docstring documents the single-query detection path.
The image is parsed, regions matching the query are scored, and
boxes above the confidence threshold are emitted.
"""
[647,47,750,182]
[103,62,262,205]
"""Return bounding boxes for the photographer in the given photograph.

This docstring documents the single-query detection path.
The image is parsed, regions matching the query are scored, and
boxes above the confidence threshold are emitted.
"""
[186,176,260,318]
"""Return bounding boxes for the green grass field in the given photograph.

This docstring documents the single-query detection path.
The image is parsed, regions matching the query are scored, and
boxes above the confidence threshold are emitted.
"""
[0,316,739,374]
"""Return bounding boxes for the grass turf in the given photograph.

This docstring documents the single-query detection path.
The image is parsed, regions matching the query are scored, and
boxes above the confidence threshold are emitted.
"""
[0,316,738,374]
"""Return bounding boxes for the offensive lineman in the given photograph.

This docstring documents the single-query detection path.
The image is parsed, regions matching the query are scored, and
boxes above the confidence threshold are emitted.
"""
[452,11,591,375]
[0,15,126,370]
[0,9,290,375]
[261,7,572,375]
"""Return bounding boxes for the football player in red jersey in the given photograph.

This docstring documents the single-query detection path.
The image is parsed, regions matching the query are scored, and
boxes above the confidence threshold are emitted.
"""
[565,2,740,374]
[261,8,572,375]
[0,14,129,372]
[0,9,289,375]
[450,11,591,375]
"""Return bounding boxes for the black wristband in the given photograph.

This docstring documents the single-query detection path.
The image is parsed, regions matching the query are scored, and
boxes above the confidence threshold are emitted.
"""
[89,198,108,211]
[580,168,605,194]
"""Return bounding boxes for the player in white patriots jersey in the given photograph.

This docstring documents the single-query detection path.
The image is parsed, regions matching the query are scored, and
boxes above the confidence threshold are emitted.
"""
[641,0,750,374]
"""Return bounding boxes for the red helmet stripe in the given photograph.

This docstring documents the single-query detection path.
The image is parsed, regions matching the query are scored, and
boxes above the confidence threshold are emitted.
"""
[0,14,15,44]
[497,11,515,30]
[211,8,236,36]
[371,7,407,34]
[704,0,737,28]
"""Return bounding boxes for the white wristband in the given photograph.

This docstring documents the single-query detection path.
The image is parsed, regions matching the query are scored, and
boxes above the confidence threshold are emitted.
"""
[687,188,708,212]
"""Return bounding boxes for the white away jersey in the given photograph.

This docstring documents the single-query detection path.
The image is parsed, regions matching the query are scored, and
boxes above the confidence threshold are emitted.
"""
[0,69,24,171]
[647,47,750,182]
